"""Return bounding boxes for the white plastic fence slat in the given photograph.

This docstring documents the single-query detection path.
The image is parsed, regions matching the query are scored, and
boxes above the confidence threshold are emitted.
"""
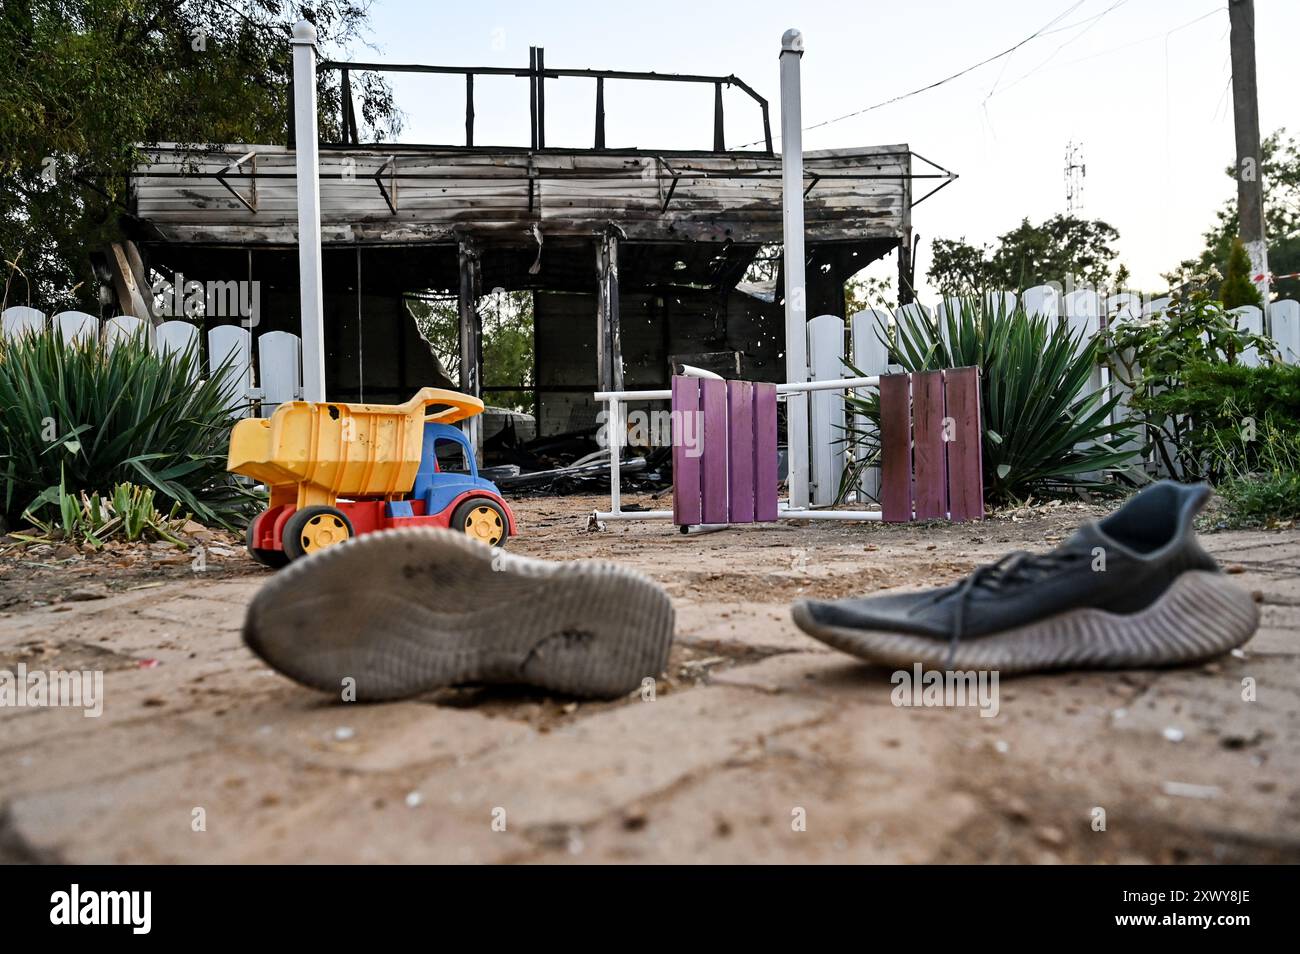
[257,330,303,416]
[103,314,150,352]
[155,320,201,380]
[1142,296,1172,317]
[208,324,254,418]
[1271,299,1300,365]
[1063,289,1101,324]
[850,307,892,500]
[894,301,932,329]
[1105,292,1142,325]
[985,290,1017,316]
[808,314,846,507]
[1231,305,1265,367]
[52,310,100,345]
[1101,300,1143,462]
[1021,284,1060,321]
[2,305,47,340]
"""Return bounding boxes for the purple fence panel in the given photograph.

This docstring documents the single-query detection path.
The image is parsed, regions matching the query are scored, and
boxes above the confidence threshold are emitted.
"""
[912,371,948,520]
[943,367,984,521]
[753,383,779,521]
[879,373,912,522]
[700,378,729,524]
[727,381,755,523]
[671,376,702,526]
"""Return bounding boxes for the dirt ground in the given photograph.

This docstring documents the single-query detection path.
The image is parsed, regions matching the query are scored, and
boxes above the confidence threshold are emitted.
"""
[1,492,1298,863]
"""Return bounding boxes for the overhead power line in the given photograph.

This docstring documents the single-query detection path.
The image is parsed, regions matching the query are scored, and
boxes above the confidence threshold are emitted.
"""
[747,0,1087,146]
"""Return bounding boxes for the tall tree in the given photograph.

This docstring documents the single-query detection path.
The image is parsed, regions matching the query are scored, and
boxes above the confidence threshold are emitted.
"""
[0,0,398,312]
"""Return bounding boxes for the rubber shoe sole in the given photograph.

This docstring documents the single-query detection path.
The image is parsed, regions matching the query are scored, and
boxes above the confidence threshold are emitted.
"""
[791,570,1259,673]
[243,527,675,700]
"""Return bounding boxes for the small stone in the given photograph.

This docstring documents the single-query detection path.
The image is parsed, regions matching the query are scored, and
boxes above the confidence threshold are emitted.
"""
[1162,727,1184,743]
[334,726,355,741]
[1225,564,1246,575]
[1034,825,1066,847]
[405,791,422,808]
[993,739,1010,753]
[621,804,648,831]
[66,587,107,601]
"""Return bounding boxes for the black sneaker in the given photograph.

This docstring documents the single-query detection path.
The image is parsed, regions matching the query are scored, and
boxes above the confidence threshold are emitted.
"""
[791,481,1259,673]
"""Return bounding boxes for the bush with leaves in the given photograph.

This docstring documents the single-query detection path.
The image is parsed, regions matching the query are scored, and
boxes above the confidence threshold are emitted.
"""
[0,331,261,528]
[839,296,1140,505]
[1100,279,1277,480]
[1137,360,1300,484]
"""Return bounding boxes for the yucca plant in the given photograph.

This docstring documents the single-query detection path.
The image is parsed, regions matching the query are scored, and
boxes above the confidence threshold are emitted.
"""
[0,330,261,528]
[840,296,1142,505]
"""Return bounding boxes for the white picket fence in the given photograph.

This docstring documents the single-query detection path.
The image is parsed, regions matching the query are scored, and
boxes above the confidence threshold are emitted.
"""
[808,287,1300,505]
[0,307,303,418]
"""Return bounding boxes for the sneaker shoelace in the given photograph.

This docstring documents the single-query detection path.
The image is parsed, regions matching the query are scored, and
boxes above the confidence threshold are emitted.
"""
[944,548,1088,668]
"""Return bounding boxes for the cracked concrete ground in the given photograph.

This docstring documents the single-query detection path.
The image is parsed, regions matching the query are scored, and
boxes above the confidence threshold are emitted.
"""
[1,494,1298,863]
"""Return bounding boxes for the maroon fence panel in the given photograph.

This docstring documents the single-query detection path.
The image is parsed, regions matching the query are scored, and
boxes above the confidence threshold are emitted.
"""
[700,377,729,524]
[753,382,779,521]
[912,370,948,520]
[671,376,702,525]
[726,381,755,523]
[943,367,984,521]
[879,373,912,522]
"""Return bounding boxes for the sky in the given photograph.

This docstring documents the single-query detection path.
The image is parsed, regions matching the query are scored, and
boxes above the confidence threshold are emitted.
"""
[334,0,1297,300]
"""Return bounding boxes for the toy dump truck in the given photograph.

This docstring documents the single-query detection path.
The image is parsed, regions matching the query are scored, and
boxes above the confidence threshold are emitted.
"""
[228,388,516,566]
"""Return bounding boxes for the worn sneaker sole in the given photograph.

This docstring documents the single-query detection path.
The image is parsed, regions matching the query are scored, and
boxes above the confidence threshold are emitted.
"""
[243,527,674,700]
[791,570,1259,673]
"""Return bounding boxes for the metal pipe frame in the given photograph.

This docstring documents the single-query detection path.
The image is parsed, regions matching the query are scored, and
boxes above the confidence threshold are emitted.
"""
[593,375,883,526]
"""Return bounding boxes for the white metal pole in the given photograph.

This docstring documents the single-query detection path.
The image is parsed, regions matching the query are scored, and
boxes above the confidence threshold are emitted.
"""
[779,28,810,510]
[292,20,327,402]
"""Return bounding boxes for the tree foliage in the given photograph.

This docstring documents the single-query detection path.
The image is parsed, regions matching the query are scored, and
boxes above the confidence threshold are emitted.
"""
[1173,129,1300,302]
[1220,237,1263,310]
[927,214,1127,298]
[0,0,398,312]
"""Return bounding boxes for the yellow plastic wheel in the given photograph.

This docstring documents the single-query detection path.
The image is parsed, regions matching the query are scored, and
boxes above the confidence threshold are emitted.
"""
[283,506,354,560]
[451,498,508,547]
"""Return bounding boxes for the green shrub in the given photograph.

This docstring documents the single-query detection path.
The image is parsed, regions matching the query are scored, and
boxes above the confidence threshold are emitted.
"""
[840,296,1141,505]
[1101,280,1276,479]
[1141,360,1300,483]
[0,330,261,528]
[1213,418,1300,526]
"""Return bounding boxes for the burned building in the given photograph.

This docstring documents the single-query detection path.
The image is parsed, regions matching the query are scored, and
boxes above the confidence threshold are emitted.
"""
[125,49,951,442]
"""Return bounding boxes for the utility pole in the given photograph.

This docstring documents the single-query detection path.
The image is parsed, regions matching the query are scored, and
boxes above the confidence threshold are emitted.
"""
[1229,0,1270,312]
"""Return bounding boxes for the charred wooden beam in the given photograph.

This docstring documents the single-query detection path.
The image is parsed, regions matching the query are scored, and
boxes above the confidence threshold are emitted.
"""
[466,74,474,147]
[458,238,483,462]
[596,227,624,394]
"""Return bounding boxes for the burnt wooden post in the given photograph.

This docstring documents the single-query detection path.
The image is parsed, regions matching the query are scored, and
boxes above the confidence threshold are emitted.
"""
[594,77,605,149]
[898,151,915,304]
[458,239,483,463]
[528,48,538,150]
[465,73,475,147]
[536,47,546,149]
[596,229,623,394]
[713,82,725,151]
